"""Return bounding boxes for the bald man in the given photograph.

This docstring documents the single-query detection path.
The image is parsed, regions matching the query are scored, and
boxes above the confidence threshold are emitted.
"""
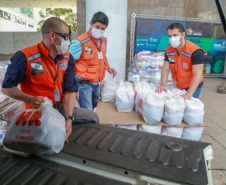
[2,17,99,143]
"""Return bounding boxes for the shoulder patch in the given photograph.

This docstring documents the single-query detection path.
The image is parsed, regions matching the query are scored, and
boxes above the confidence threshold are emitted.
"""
[182,52,191,58]
[101,38,107,42]
[81,38,91,44]
[28,53,41,62]
[166,52,176,56]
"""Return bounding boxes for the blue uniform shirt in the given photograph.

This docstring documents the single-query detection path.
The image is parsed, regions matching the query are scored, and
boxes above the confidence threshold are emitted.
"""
[2,51,78,93]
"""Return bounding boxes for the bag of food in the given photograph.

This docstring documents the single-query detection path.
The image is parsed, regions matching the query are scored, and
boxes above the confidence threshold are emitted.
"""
[3,97,66,155]
[183,98,204,126]
[0,101,25,123]
[142,94,164,124]
[138,124,162,134]
[0,121,7,145]
[135,89,154,113]
[115,82,135,113]
[100,81,118,103]
[0,90,17,107]
[182,127,204,141]
[161,126,183,138]
[163,96,185,126]
[154,89,173,101]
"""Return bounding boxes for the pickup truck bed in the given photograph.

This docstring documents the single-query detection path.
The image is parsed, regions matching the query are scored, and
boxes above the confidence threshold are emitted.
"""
[0,123,213,185]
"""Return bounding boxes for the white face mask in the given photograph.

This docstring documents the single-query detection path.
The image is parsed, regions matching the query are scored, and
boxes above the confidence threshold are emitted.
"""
[169,36,181,48]
[91,27,105,39]
[53,35,70,55]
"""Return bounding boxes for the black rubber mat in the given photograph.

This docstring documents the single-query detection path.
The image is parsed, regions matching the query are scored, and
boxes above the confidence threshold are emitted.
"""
[62,123,211,185]
[0,147,130,185]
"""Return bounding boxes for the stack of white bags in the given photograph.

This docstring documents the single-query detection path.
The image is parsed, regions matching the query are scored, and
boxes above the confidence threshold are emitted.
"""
[101,81,205,141]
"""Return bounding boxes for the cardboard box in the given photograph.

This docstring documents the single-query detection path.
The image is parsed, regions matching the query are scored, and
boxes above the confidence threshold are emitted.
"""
[96,101,207,127]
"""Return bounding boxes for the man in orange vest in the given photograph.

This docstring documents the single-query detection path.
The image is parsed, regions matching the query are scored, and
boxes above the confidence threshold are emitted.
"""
[2,17,99,143]
[69,12,117,110]
[156,23,204,100]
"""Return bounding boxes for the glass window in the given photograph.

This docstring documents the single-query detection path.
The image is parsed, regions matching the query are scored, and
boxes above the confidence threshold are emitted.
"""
[0,10,3,18]
[22,19,26,25]
[4,12,10,20]
[28,22,34,28]
[11,15,16,22]
[17,17,22,24]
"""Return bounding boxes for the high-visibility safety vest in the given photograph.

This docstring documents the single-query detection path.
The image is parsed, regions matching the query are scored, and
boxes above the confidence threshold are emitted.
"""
[166,39,204,89]
[20,41,70,109]
[75,29,107,83]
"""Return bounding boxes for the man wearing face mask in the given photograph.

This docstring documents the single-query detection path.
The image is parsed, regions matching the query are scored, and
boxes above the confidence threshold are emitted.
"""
[1,17,99,143]
[156,23,204,100]
[69,11,117,110]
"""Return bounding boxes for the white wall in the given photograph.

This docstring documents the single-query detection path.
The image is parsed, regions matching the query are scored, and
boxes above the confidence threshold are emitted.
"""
[86,0,128,82]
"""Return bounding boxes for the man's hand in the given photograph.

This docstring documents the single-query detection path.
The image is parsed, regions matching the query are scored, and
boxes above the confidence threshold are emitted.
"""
[107,68,117,77]
[180,93,192,101]
[65,119,73,143]
[28,96,44,109]
[155,86,168,93]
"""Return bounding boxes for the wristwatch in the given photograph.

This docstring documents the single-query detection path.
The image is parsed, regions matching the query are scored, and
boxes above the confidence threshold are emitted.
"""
[65,116,74,122]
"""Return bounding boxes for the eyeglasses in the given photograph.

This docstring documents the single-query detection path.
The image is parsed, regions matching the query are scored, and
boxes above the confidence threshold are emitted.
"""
[45,31,70,41]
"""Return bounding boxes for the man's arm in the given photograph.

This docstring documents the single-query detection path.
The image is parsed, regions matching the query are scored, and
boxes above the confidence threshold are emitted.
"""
[68,40,82,60]
[104,56,117,77]
[181,64,203,100]
[181,49,204,100]
[1,51,44,108]
[155,61,170,93]
[62,54,78,142]
[63,91,76,143]
[2,87,44,108]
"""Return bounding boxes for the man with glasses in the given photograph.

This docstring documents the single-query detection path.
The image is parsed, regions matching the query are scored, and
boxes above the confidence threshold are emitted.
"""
[2,17,99,143]
[69,12,117,110]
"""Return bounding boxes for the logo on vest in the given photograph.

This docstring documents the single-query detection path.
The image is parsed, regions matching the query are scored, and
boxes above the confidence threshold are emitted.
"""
[59,60,68,70]
[169,58,175,63]
[31,62,43,71]
[102,44,106,50]
[183,63,188,69]
[85,46,92,54]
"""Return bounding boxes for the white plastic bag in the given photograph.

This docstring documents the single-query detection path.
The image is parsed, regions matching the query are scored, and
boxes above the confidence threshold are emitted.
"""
[154,89,173,101]
[161,126,183,138]
[115,82,135,113]
[183,98,204,126]
[3,97,66,154]
[135,89,154,113]
[0,121,7,145]
[100,81,118,102]
[182,127,204,141]
[163,96,185,126]
[138,124,162,134]
[142,94,164,124]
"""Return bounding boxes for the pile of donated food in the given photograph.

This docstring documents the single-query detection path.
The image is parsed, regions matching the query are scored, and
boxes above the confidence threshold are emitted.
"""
[100,80,205,141]
[128,51,172,84]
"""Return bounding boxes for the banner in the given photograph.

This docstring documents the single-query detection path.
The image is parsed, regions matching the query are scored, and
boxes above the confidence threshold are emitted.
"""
[135,18,226,74]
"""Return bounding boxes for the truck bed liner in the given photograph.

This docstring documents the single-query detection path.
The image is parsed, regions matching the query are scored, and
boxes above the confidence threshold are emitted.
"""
[62,123,212,185]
